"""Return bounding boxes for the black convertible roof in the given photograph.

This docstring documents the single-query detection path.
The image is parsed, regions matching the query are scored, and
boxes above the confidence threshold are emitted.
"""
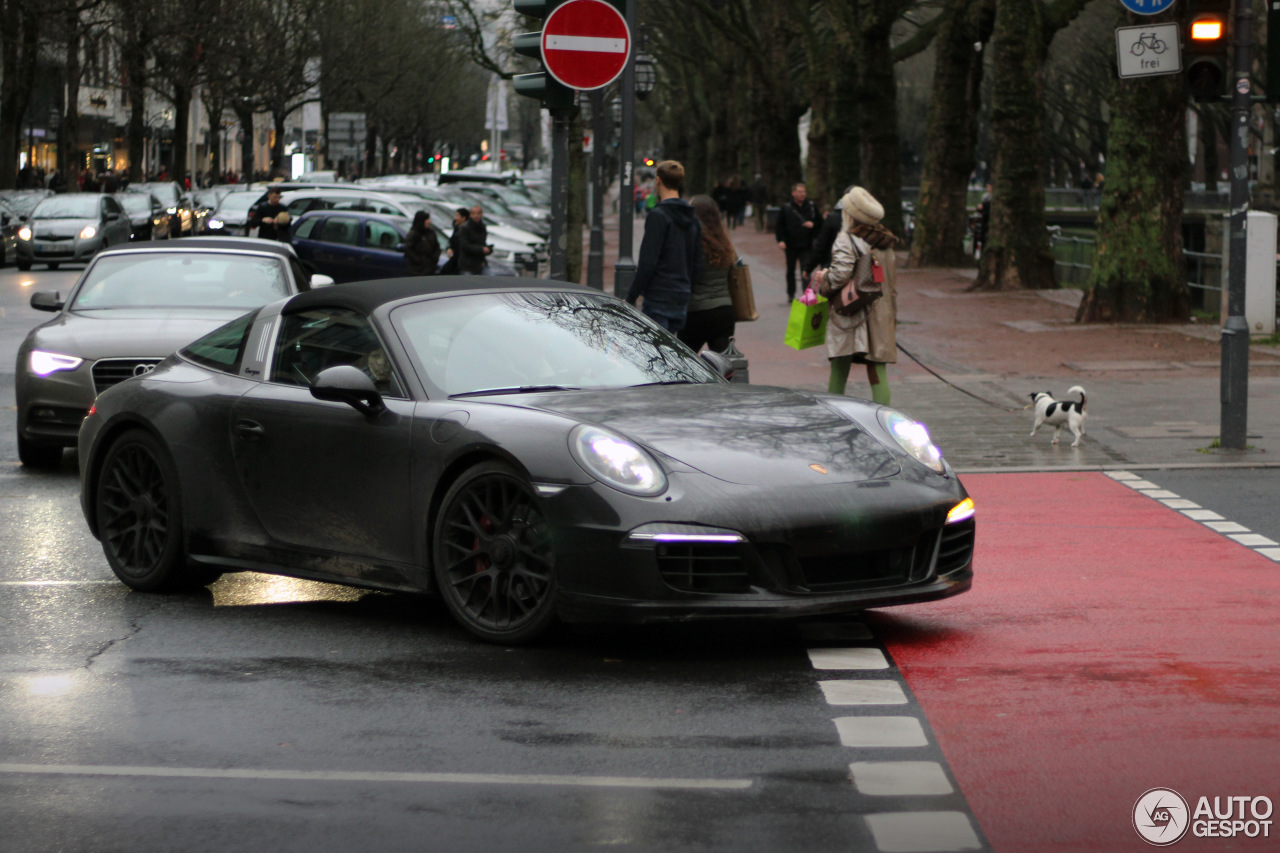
[101,237,296,258]
[280,276,601,315]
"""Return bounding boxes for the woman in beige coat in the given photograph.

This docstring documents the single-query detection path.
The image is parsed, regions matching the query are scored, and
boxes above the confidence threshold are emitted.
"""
[817,186,899,405]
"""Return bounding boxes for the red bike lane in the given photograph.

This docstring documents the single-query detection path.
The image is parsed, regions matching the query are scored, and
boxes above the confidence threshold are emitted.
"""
[871,472,1280,852]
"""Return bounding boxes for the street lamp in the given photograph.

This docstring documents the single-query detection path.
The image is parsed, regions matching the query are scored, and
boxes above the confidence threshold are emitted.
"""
[634,54,657,101]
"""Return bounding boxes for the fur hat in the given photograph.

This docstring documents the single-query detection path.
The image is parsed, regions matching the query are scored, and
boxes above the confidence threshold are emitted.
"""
[841,186,884,226]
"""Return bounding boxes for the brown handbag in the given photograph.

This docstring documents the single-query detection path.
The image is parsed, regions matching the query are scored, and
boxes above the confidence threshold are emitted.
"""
[832,248,883,317]
[727,261,759,321]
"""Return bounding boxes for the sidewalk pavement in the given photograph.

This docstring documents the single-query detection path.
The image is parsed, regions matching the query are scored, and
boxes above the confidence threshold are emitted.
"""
[597,209,1280,473]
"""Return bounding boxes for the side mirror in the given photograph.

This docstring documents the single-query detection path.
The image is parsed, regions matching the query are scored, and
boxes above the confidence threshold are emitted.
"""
[699,349,735,381]
[1,212,10,226]
[106,211,121,221]
[395,242,406,253]
[31,291,64,312]
[310,273,335,288]
[310,365,385,416]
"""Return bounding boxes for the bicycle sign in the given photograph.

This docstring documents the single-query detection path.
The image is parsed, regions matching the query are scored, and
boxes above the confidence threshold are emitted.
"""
[1116,22,1181,78]
[1129,31,1168,56]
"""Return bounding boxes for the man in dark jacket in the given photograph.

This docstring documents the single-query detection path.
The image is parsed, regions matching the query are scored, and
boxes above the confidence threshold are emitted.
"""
[457,204,492,274]
[626,160,702,332]
[249,187,288,240]
[440,208,468,275]
[774,182,819,301]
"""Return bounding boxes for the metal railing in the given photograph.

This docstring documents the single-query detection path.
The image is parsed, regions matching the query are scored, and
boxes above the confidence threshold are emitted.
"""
[1049,232,1096,287]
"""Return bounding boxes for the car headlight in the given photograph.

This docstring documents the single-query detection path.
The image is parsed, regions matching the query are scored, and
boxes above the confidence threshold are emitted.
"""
[29,350,83,376]
[18,225,32,241]
[946,498,975,524]
[207,218,225,229]
[166,207,178,214]
[570,424,667,497]
[879,409,945,474]
[80,225,97,239]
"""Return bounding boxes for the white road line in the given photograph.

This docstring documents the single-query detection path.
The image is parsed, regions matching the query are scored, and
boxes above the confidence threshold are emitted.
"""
[834,716,928,748]
[864,811,982,852]
[1110,470,1279,565]
[0,762,753,791]
[819,680,908,706]
[808,647,889,670]
[0,580,118,586]
[850,761,954,796]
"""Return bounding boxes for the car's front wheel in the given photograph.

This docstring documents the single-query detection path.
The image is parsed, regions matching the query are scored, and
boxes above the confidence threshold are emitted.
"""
[16,260,31,271]
[432,461,558,644]
[47,262,59,270]
[95,429,192,591]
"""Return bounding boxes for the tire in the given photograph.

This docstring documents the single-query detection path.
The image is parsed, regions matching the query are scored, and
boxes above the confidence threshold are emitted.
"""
[95,429,191,591]
[17,433,63,468]
[17,260,32,271]
[47,262,59,270]
[432,460,558,644]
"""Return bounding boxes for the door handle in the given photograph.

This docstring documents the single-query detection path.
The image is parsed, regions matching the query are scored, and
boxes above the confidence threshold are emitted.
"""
[235,420,265,440]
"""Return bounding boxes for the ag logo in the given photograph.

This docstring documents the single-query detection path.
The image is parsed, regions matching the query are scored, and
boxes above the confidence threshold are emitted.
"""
[1134,788,1190,846]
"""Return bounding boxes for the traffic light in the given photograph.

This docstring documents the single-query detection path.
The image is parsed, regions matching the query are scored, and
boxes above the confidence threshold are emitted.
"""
[1184,0,1230,102]
[512,0,575,110]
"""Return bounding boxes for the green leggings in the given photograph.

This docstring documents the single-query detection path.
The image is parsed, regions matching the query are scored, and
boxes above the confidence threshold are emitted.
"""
[828,357,890,405]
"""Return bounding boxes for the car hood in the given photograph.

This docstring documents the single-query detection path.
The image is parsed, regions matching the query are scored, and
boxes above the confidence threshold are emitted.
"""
[509,384,901,486]
[31,308,248,359]
[31,218,95,236]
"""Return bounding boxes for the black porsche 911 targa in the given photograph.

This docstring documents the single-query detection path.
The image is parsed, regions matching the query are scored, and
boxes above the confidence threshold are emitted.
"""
[79,277,974,643]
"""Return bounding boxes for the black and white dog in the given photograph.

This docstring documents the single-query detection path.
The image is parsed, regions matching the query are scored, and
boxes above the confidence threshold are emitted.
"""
[1029,386,1087,447]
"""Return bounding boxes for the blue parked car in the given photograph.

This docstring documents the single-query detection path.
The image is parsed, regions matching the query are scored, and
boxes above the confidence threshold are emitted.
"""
[289,210,515,282]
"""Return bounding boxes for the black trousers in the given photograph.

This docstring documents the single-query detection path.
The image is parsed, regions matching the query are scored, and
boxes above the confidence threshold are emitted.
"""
[678,305,736,354]
[784,247,809,299]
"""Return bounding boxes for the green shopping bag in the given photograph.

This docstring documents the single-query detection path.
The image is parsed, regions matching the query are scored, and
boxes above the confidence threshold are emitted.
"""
[784,294,828,350]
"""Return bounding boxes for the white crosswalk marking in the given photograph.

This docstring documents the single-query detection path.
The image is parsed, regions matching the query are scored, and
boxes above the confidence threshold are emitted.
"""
[819,680,908,706]
[835,716,928,748]
[864,811,982,852]
[850,761,954,796]
[808,647,889,670]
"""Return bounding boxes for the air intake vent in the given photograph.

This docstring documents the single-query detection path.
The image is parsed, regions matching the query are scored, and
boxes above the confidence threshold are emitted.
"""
[937,519,975,575]
[656,543,751,594]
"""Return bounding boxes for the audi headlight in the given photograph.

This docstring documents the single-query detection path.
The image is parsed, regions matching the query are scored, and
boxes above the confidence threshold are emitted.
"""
[29,350,83,376]
[80,225,97,239]
[879,409,945,474]
[570,425,666,496]
[18,225,32,241]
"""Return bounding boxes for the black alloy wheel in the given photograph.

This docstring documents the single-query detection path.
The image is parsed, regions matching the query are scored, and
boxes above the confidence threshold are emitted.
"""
[95,429,194,590]
[433,461,558,644]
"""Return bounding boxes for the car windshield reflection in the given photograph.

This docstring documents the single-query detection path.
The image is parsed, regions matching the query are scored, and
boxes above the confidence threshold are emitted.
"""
[33,197,100,219]
[71,252,293,310]
[395,291,719,397]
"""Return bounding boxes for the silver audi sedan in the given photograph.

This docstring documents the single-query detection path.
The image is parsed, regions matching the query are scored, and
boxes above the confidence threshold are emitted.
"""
[14,194,133,271]
[15,238,331,467]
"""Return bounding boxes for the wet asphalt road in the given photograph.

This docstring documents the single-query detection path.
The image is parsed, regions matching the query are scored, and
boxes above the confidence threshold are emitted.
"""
[0,263,977,852]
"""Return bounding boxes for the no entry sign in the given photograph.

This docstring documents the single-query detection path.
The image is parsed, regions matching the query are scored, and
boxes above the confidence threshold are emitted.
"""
[542,0,631,91]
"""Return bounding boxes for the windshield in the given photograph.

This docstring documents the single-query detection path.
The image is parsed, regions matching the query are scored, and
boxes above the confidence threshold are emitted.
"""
[1,193,46,217]
[394,291,719,397]
[215,193,259,214]
[71,252,292,310]
[33,196,100,219]
[117,195,154,213]
[131,184,178,204]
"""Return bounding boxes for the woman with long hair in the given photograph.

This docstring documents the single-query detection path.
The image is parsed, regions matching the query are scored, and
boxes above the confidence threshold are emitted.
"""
[818,186,899,404]
[679,194,738,352]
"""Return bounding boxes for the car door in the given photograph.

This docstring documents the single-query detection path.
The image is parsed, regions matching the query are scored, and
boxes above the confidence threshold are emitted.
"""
[310,215,363,282]
[229,305,417,572]
[102,196,130,245]
[358,218,409,279]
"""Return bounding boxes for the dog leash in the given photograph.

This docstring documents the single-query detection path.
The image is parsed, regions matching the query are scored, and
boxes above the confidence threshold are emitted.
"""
[895,342,1030,413]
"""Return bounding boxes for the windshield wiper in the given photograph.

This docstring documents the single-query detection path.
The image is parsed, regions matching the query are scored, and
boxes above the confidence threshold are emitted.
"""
[450,384,581,398]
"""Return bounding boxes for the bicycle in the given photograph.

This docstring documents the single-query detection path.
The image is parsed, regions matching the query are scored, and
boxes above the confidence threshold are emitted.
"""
[1130,32,1167,56]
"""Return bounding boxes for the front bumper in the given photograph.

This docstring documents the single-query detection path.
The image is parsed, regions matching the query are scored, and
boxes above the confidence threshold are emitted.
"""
[17,235,105,263]
[16,362,96,448]
[538,473,975,625]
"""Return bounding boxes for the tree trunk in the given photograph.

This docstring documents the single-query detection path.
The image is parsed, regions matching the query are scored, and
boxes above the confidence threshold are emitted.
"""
[60,8,83,190]
[234,102,255,180]
[272,110,287,178]
[205,94,225,183]
[1076,10,1189,324]
[1200,106,1219,193]
[126,56,148,182]
[567,110,586,284]
[973,0,1055,291]
[0,0,40,191]
[171,83,192,186]
[857,5,904,238]
[827,63,861,200]
[910,0,994,268]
